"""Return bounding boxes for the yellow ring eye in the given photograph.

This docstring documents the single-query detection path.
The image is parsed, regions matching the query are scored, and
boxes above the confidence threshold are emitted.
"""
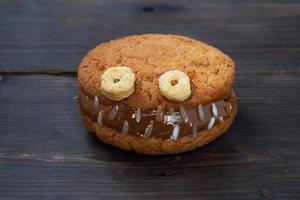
[101,66,136,101]
[159,70,191,102]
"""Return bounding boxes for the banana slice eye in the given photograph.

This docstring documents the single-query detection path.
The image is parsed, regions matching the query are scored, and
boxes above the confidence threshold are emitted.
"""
[101,66,136,101]
[159,70,191,102]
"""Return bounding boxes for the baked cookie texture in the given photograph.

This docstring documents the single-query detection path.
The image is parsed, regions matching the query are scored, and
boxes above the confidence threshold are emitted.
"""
[77,34,237,155]
[78,34,235,110]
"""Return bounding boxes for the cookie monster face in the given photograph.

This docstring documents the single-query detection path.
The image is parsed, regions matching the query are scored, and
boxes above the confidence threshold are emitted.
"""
[77,34,237,154]
[78,63,233,141]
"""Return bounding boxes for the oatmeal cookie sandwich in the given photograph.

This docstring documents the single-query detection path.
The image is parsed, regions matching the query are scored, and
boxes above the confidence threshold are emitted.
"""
[77,34,237,155]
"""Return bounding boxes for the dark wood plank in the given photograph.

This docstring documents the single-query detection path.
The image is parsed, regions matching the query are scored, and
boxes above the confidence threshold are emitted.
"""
[0,0,300,72]
[0,74,299,199]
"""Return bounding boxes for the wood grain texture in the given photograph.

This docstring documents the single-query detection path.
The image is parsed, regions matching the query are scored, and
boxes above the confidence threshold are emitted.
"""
[1,0,300,199]
[0,74,299,199]
[0,0,300,72]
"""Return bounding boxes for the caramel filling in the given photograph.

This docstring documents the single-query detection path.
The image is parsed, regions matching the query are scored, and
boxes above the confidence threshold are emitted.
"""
[78,91,233,140]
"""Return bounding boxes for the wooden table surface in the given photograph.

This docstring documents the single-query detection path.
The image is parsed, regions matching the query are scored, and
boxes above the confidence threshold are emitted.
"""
[0,0,299,199]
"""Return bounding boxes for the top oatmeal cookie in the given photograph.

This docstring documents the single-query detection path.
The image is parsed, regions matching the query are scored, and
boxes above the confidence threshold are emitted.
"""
[78,34,235,110]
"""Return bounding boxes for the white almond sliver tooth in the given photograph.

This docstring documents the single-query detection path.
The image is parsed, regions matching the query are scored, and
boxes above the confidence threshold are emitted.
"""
[212,102,218,118]
[197,104,205,121]
[180,106,189,123]
[136,107,141,123]
[219,116,224,122]
[156,106,163,121]
[93,96,99,108]
[163,115,168,123]
[171,124,180,140]
[122,120,129,135]
[144,122,154,138]
[192,124,198,138]
[108,105,118,120]
[226,102,232,111]
[207,117,216,130]
[97,112,103,125]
